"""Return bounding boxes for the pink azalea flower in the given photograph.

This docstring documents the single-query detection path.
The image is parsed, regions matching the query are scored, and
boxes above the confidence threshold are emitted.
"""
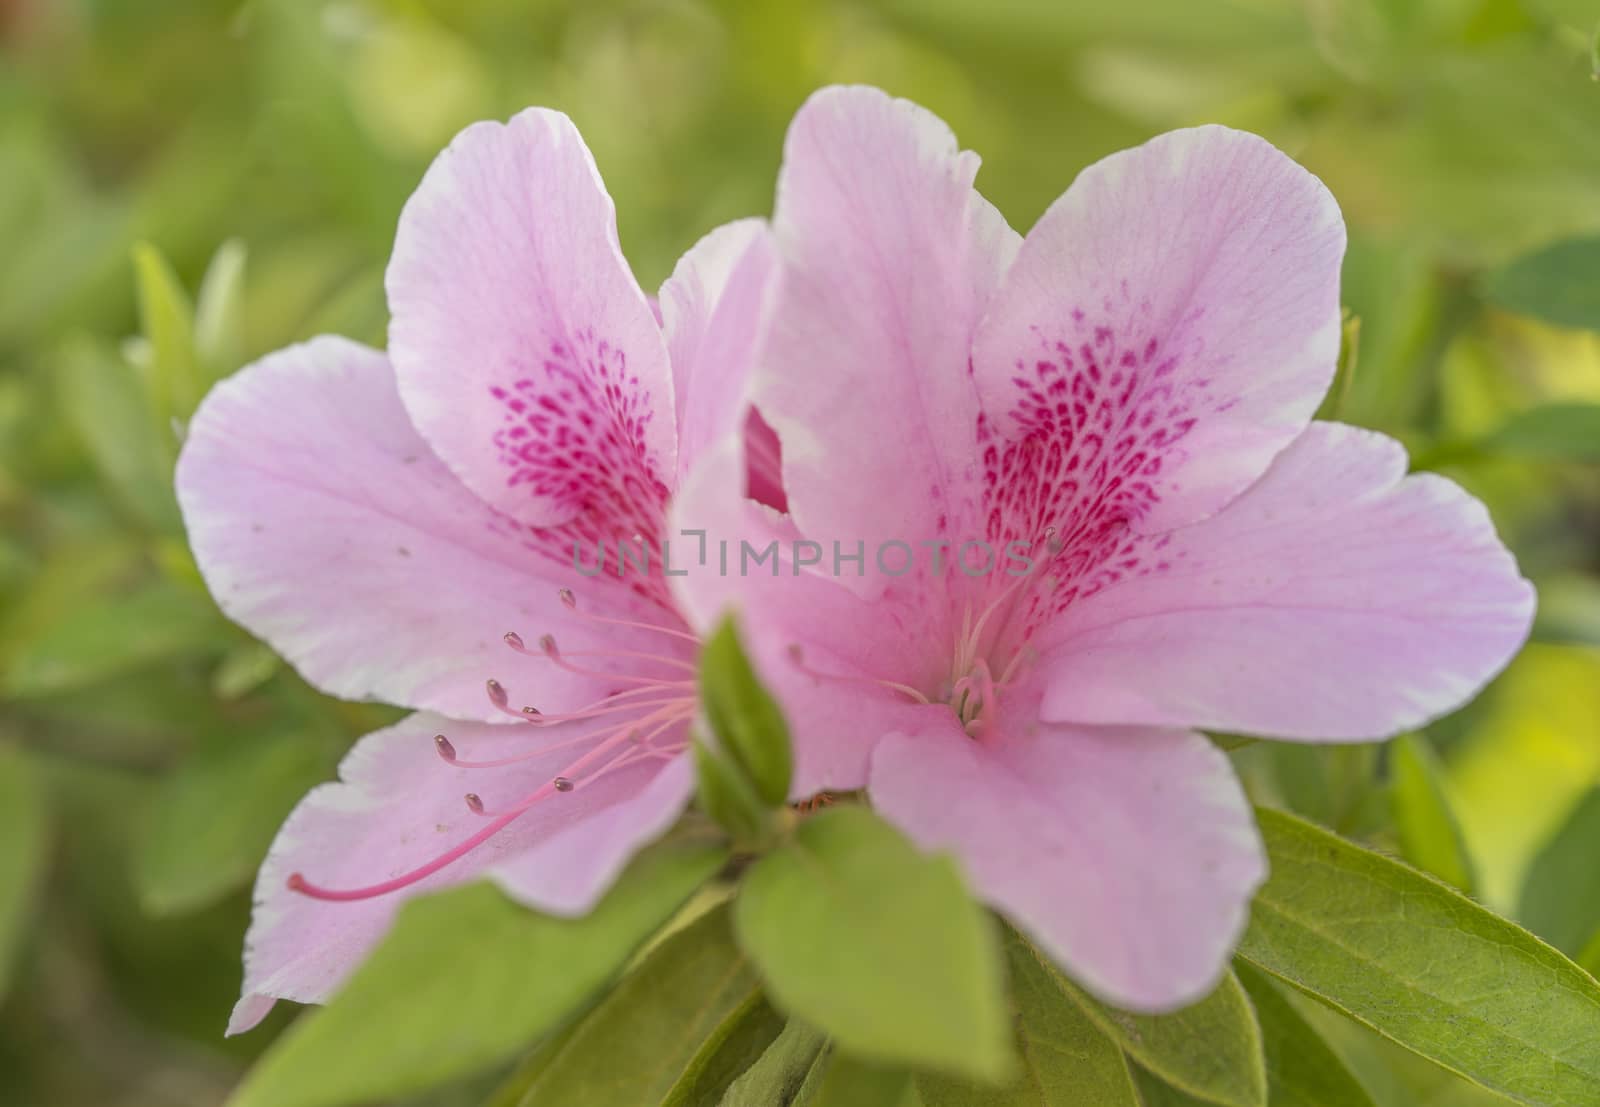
[176,109,776,1033]
[672,86,1535,1012]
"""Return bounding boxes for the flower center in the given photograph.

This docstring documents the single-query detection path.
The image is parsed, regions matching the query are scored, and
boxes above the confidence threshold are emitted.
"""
[285,589,697,903]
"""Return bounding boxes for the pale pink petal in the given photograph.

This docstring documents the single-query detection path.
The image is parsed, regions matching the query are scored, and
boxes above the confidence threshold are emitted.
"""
[870,716,1264,1012]
[761,85,1020,588]
[659,218,778,480]
[972,125,1345,537]
[1037,422,1535,740]
[670,436,950,793]
[176,338,651,722]
[387,108,675,530]
[229,712,691,1033]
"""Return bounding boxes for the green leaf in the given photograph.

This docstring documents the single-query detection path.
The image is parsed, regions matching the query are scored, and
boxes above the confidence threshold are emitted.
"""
[1237,807,1600,1107]
[491,905,760,1106]
[1049,960,1264,1107]
[54,336,182,532]
[2,577,225,697]
[193,237,248,379]
[1389,734,1476,894]
[662,994,786,1107]
[1518,787,1600,957]
[1531,574,1600,647]
[132,241,201,420]
[227,838,726,1107]
[694,738,776,847]
[718,1018,827,1107]
[1481,403,1600,462]
[805,1054,921,1107]
[0,744,49,1003]
[1235,961,1378,1107]
[698,616,792,805]
[918,930,1138,1106]
[135,730,333,916]
[1482,236,1600,332]
[735,806,1012,1082]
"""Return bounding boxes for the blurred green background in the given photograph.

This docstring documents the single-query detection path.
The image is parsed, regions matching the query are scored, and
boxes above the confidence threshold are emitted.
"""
[1,0,1598,1104]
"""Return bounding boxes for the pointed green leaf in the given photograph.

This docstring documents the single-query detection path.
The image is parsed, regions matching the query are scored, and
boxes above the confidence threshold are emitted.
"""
[1518,787,1600,957]
[918,930,1138,1106]
[227,839,726,1107]
[493,905,760,1106]
[735,806,1012,1082]
[193,238,248,379]
[663,994,786,1106]
[698,616,792,805]
[694,738,776,846]
[135,729,334,915]
[132,241,201,420]
[1482,237,1600,333]
[55,337,182,532]
[1238,807,1600,1107]
[1051,965,1264,1107]
[1389,734,1476,894]
[0,744,49,1003]
[1235,961,1377,1107]
[719,1018,827,1107]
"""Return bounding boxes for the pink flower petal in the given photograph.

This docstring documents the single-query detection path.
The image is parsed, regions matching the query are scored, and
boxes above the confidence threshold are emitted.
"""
[228,711,691,1034]
[177,338,648,721]
[972,125,1345,536]
[388,108,675,531]
[659,218,778,482]
[761,86,1020,589]
[1037,422,1535,740]
[870,717,1264,1013]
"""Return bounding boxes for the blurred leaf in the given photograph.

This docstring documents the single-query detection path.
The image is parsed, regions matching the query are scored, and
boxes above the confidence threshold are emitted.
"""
[694,738,775,848]
[1483,237,1600,333]
[135,729,334,916]
[917,928,1138,1106]
[1238,808,1600,1107]
[54,336,181,532]
[1480,402,1600,462]
[1518,788,1600,957]
[0,744,49,1003]
[1235,961,1378,1107]
[699,616,792,806]
[1049,963,1264,1107]
[132,241,201,421]
[1531,574,1600,647]
[228,839,727,1107]
[1389,734,1476,894]
[211,640,283,700]
[2,576,224,697]
[489,905,758,1106]
[706,1014,823,1107]
[662,995,787,1106]
[806,1054,921,1107]
[193,237,249,380]
[735,806,1011,1083]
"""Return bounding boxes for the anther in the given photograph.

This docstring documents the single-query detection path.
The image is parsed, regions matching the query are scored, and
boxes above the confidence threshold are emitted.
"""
[486,679,509,709]
[558,587,576,609]
[503,631,525,650]
[433,733,456,761]
[539,634,560,658]
[464,793,484,814]
[553,776,574,793]
[522,706,542,718]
